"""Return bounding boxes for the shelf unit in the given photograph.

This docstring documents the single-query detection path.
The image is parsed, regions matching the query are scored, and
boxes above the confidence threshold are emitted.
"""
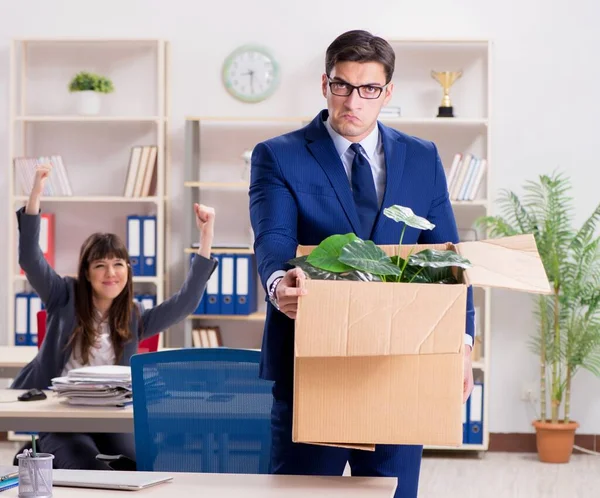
[7,38,171,355]
[384,38,492,452]
[184,38,492,452]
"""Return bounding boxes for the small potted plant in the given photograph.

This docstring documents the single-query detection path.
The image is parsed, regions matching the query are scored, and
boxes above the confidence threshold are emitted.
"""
[68,71,114,115]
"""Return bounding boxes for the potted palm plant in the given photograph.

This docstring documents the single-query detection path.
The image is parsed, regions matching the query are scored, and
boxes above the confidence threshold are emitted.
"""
[68,71,114,115]
[476,171,600,463]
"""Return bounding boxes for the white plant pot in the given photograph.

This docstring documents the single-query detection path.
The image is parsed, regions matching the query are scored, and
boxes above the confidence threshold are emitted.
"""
[75,91,101,115]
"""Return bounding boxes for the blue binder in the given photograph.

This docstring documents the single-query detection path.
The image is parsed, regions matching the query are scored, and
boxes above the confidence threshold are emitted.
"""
[135,293,156,311]
[14,292,29,346]
[219,253,235,315]
[468,382,484,444]
[27,293,43,346]
[204,253,221,314]
[234,254,258,315]
[127,216,142,276]
[140,215,157,276]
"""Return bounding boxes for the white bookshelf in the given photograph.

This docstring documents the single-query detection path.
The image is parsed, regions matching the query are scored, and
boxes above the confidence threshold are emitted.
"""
[6,38,171,355]
[184,38,492,452]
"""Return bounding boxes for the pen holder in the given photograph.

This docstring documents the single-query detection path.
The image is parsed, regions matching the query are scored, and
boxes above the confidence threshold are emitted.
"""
[16,452,54,498]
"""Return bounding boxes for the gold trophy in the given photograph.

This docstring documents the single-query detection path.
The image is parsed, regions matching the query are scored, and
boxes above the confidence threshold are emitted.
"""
[431,70,463,118]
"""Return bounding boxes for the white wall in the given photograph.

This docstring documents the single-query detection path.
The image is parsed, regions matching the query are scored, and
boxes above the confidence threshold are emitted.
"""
[0,0,599,434]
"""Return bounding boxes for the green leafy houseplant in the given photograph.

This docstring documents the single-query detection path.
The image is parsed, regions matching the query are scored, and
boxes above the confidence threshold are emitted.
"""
[68,71,114,93]
[288,205,472,284]
[476,171,600,462]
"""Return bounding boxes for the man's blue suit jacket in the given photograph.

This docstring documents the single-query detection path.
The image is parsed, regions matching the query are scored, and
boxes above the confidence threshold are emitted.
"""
[249,109,475,386]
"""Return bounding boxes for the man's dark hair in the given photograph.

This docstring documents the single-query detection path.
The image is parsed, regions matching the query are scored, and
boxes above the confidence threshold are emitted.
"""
[325,30,395,83]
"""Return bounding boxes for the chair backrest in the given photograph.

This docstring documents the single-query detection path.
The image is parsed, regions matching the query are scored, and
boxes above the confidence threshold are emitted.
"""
[130,348,273,474]
[36,309,159,354]
[36,310,47,349]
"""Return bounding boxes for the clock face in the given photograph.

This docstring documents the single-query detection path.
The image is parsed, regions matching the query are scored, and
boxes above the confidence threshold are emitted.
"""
[222,45,280,103]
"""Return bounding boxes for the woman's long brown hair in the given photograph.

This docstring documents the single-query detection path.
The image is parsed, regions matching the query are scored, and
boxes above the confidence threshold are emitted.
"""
[67,232,136,365]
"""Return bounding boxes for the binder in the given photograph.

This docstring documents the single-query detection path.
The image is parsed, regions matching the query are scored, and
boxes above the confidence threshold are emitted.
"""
[234,254,258,315]
[190,253,206,315]
[127,216,142,276]
[468,382,484,444]
[219,254,235,315]
[14,293,29,346]
[28,293,43,346]
[141,216,157,276]
[204,253,221,315]
[135,294,156,311]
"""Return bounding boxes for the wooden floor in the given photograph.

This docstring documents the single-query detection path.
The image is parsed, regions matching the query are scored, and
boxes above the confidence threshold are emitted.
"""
[1,442,598,497]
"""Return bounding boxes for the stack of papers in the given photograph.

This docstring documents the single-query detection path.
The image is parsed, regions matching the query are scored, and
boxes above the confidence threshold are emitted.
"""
[50,365,132,407]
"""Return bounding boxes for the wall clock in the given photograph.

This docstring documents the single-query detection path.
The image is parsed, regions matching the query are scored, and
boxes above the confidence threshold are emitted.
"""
[222,44,280,103]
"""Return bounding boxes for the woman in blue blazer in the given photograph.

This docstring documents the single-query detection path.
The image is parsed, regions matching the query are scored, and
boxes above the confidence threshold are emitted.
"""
[12,163,217,469]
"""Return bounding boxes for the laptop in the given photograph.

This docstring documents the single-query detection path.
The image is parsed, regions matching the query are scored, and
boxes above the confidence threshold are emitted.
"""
[53,469,173,491]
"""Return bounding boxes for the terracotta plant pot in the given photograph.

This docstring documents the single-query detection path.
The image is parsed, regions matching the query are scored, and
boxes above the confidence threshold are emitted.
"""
[532,420,579,463]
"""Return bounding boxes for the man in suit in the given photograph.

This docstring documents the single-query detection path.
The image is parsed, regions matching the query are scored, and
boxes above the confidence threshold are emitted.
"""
[249,29,475,498]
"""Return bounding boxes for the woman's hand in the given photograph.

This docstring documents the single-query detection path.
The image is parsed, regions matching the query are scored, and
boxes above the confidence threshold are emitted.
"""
[26,163,52,215]
[195,203,215,259]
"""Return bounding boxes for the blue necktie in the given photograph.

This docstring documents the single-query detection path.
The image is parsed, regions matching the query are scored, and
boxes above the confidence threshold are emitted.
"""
[350,143,378,239]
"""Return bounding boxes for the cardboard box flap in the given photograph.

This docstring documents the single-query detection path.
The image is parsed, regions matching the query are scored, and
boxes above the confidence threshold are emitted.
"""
[456,234,552,294]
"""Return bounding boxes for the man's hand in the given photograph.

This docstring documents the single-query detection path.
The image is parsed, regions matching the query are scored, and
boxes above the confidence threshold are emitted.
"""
[463,344,474,403]
[275,267,307,319]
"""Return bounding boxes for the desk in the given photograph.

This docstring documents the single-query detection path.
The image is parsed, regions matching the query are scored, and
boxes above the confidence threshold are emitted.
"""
[0,389,271,433]
[0,346,36,378]
[2,470,397,497]
[0,389,132,433]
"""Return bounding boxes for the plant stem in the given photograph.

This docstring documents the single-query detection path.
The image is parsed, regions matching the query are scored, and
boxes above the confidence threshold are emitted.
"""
[551,286,561,423]
[408,267,425,283]
[539,296,548,422]
[396,224,407,267]
[565,366,572,423]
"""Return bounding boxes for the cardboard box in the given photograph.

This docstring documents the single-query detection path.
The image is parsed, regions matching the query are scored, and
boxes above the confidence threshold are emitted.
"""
[292,234,552,450]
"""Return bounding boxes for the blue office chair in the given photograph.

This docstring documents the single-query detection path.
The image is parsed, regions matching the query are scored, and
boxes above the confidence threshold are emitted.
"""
[127,348,274,474]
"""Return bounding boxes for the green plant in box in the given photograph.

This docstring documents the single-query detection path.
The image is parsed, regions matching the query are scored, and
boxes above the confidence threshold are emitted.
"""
[288,205,472,283]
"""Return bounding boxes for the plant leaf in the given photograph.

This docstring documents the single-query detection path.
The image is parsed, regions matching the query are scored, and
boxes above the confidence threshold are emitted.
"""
[390,256,459,283]
[306,233,358,273]
[383,205,435,231]
[338,239,401,276]
[287,255,381,281]
[408,249,472,269]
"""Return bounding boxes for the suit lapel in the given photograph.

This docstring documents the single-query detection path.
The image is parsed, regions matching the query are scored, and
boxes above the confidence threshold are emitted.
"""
[305,111,362,234]
[371,122,407,239]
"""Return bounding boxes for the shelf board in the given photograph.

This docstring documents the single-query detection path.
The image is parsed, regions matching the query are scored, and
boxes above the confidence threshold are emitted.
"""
[451,200,488,207]
[189,312,266,321]
[185,248,253,255]
[186,116,311,123]
[380,117,487,127]
[14,38,165,43]
[14,274,161,283]
[424,443,486,451]
[472,361,485,371]
[14,116,164,122]
[13,195,161,203]
[184,181,249,189]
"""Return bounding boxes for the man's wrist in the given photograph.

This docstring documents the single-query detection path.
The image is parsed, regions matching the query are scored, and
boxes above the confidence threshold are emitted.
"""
[268,276,283,309]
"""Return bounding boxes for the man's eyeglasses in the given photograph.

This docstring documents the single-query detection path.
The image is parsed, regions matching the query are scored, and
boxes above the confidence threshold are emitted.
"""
[327,77,387,99]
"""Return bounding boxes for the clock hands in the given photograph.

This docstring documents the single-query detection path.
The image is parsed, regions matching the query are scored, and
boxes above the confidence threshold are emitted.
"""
[240,69,255,94]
